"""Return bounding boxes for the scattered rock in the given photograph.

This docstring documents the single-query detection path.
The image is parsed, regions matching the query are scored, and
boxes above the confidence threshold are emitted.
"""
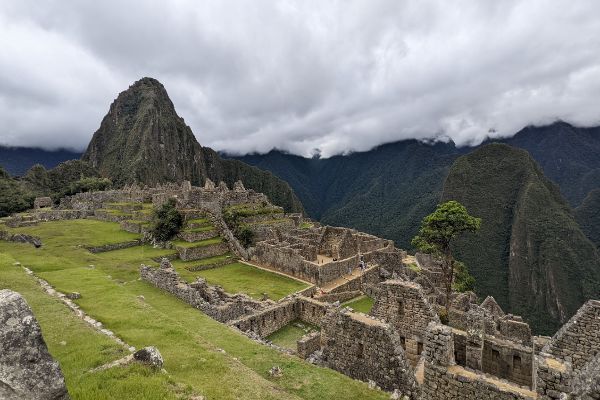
[137,295,145,301]
[59,341,67,346]
[133,346,164,369]
[66,292,81,300]
[268,366,283,377]
[13,262,21,266]
[0,289,69,400]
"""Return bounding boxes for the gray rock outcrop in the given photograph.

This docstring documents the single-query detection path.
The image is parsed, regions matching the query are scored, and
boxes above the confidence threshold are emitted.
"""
[133,346,164,369]
[0,289,69,400]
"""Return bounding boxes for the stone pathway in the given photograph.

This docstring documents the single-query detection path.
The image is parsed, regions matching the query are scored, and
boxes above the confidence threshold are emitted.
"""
[20,265,135,352]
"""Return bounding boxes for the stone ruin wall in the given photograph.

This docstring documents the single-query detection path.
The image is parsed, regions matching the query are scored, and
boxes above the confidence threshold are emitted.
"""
[297,331,321,359]
[320,309,419,399]
[230,300,298,338]
[370,280,440,366]
[251,241,321,283]
[544,299,600,369]
[140,260,265,323]
[534,354,572,400]
[422,324,537,400]
[569,353,600,399]
[230,297,330,338]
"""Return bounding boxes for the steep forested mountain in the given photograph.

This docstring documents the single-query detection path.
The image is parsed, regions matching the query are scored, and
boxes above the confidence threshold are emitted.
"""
[0,146,81,176]
[236,141,462,248]
[576,188,600,249]
[442,144,600,334]
[82,77,303,212]
[502,122,600,206]
[234,122,600,248]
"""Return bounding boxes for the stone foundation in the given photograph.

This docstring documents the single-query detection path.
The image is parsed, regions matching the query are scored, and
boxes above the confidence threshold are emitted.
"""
[321,309,418,398]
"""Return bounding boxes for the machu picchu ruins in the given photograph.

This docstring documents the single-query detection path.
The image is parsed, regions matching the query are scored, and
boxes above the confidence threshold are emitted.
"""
[2,179,598,400]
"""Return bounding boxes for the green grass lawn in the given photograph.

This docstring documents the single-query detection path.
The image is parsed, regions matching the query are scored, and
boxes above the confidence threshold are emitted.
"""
[172,236,223,248]
[186,218,209,225]
[0,253,183,400]
[0,219,388,400]
[267,321,320,350]
[179,262,308,301]
[170,254,234,271]
[184,225,215,233]
[342,295,375,314]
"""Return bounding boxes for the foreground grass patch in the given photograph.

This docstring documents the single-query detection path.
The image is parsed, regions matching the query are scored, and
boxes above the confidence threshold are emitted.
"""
[0,219,389,400]
[0,253,180,400]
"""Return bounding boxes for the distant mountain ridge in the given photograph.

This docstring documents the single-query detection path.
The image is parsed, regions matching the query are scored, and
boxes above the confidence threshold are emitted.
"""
[0,146,82,176]
[233,121,600,246]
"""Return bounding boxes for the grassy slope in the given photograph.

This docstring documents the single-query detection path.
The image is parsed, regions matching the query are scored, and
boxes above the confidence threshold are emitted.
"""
[0,219,387,400]
[0,253,181,400]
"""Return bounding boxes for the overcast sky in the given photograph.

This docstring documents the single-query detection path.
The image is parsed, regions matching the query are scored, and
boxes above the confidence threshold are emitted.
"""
[1,1,600,157]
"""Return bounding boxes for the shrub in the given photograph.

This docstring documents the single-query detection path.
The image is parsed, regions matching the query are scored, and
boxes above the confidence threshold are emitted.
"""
[236,226,254,248]
[149,199,183,242]
[453,261,476,293]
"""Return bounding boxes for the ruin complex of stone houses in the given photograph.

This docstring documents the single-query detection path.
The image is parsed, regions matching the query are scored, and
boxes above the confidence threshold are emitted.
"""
[6,181,600,399]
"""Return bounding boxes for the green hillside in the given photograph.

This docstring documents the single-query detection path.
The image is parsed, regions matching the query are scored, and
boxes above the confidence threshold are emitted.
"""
[441,143,600,334]
[576,188,600,249]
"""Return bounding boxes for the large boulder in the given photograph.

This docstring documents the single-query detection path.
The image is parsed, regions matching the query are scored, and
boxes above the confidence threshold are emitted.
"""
[0,289,69,400]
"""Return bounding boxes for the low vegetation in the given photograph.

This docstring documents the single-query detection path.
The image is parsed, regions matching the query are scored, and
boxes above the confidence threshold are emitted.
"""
[149,199,183,242]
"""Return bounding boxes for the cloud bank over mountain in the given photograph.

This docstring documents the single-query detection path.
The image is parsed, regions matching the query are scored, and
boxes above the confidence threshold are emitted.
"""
[1,1,600,156]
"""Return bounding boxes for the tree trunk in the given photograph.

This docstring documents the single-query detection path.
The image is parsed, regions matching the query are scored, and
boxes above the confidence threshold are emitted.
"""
[443,248,454,312]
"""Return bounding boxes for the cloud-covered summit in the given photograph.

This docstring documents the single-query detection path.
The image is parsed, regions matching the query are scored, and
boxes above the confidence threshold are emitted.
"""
[1,1,599,157]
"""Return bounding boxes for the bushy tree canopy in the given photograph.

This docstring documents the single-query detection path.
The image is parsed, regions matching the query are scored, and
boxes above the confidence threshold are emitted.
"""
[412,200,481,310]
[149,199,183,242]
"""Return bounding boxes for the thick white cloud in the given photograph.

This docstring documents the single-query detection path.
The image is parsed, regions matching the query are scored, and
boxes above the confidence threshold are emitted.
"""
[0,0,599,156]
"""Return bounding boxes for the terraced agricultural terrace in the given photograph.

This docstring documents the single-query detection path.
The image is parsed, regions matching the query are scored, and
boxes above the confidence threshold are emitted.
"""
[2,179,599,400]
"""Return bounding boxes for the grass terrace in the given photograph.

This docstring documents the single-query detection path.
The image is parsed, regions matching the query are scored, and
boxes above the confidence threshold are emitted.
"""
[267,321,320,350]
[172,236,223,248]
[0,218,388,399]
[180,262,309,301]
[170,254,235,271]
[342,295,375,314]
[186,217,210,225]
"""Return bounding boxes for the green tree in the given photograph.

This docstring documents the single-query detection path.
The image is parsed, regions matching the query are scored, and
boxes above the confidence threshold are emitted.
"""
[412,200,481,310]
[149,199,183,242]
[67,177,112,195]
[236,226,255,248]
[0,167,34,217]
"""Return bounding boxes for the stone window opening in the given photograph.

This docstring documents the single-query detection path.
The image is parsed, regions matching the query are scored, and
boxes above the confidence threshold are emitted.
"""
[398,300,404,317]
[311,307,316,317]
[417,341,423,355]
[400,336,406,350]
[357,343,364,358]
[513,355,521,370]
[492,349,500,362]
